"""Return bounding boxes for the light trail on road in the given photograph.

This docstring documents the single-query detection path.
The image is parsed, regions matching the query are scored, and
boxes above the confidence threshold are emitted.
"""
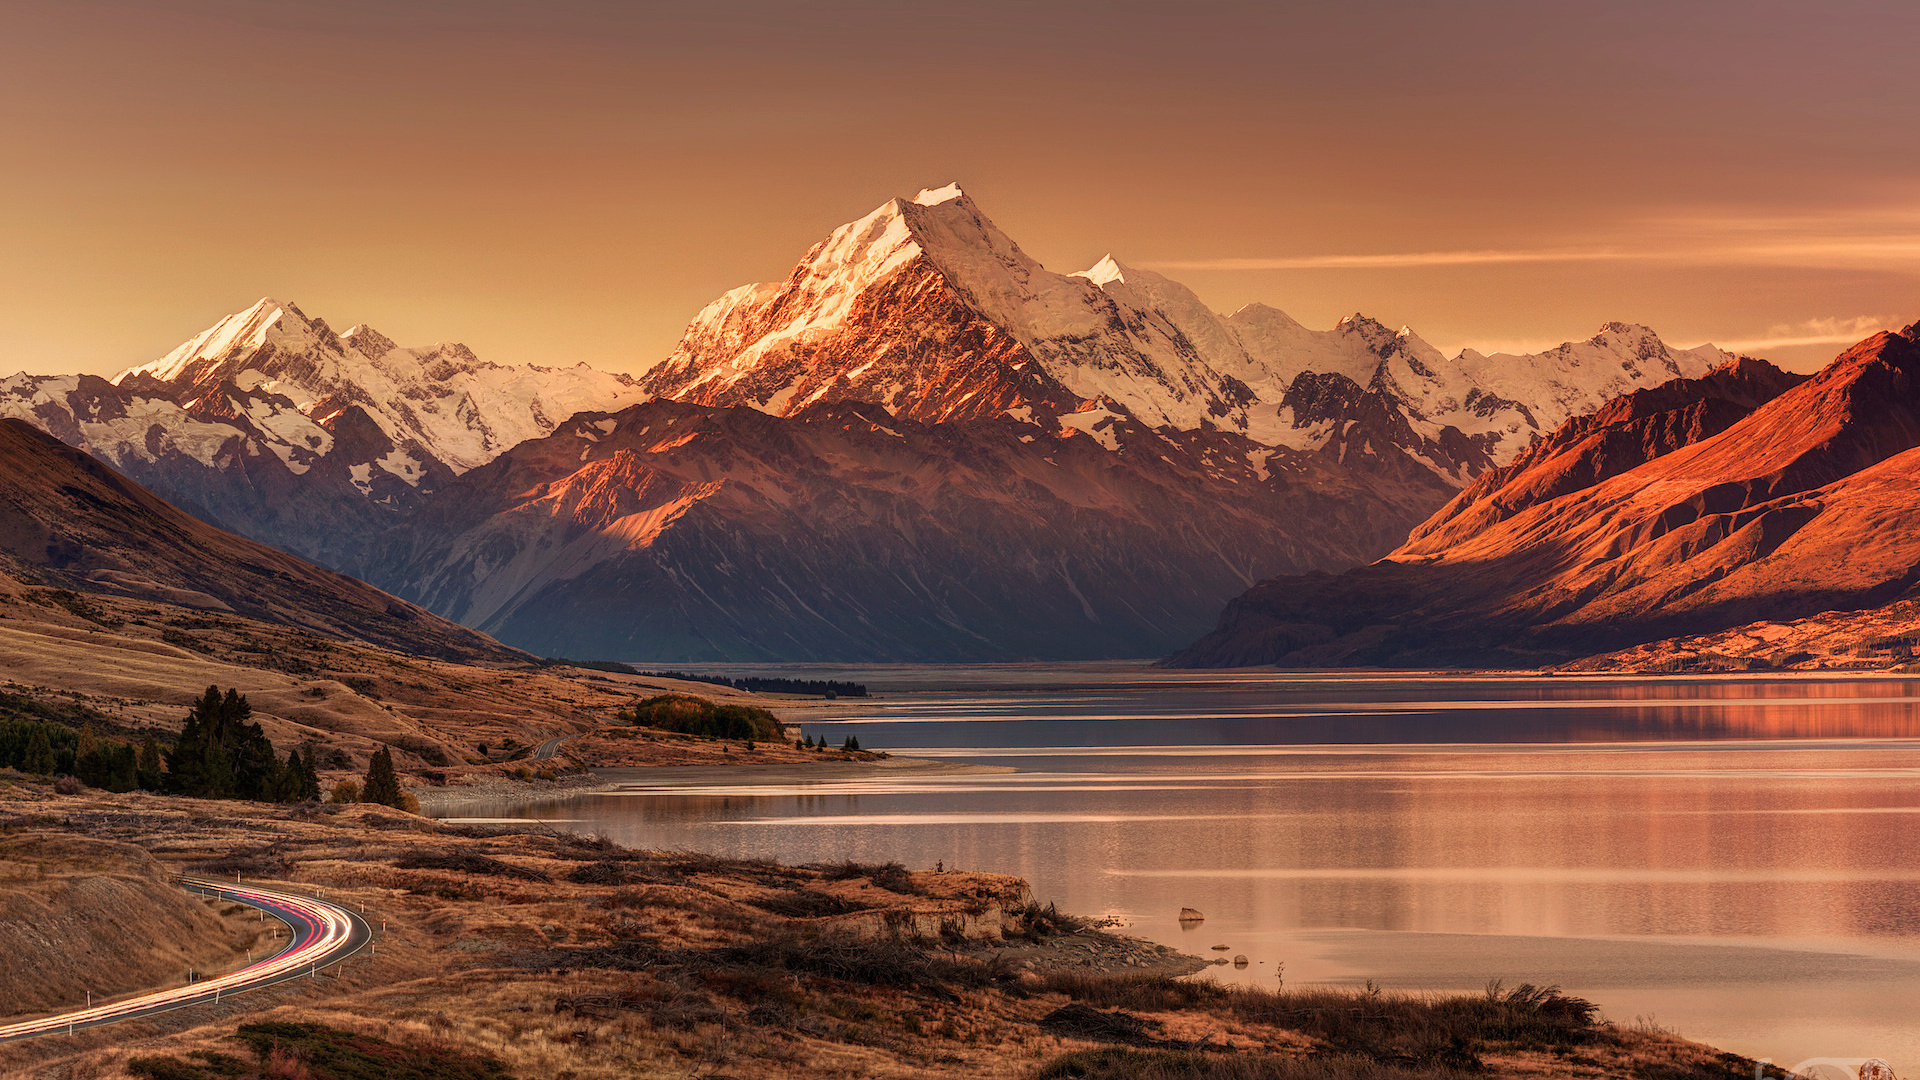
[0,877,371,1042]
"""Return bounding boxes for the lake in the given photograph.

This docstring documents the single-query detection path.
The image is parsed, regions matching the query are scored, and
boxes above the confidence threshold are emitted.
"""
[450,667,1920,1074]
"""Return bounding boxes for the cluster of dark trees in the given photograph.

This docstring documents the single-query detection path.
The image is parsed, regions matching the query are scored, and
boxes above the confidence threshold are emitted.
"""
[7,685,417,810]
[624,694,784,741]
[166,686,322,802]
[0,718,146,791]
[633,670,868,698]
[799,733,861,752]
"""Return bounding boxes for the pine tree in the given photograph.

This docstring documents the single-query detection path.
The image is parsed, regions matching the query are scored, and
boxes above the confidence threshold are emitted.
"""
[165,686,282,799]
[278,749,306,802]
[23,729,54,776]
[104,744,138,792]
[135,735,164,790]
[361,746,403,808]
[297,743,321,801]
[166,686,233,797]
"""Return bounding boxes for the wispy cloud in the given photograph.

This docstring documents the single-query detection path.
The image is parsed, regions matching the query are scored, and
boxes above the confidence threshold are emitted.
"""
[1148,249,1633,271]
[1142,208,1920,274]
[1707,315,1899,352]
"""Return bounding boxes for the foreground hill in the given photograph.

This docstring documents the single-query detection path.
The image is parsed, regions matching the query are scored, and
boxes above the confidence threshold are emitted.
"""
[0,417,515,663]
[368,399,1443,661]
[1168,324,1920,667]
[0,786,1782,1080]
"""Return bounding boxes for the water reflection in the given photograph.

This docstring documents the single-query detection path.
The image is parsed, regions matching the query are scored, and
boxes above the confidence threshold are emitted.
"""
[455,671,1920,1069]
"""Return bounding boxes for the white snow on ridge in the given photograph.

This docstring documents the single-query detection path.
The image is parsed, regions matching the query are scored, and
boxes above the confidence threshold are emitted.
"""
[655,186,1728,481]
[913,183,964,207]
[105,298,651,484]
[0,373,241,470]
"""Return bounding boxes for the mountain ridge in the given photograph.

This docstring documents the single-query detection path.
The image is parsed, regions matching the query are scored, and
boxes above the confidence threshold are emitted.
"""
[0,417,519,663]
[366,397,1447,661]
[1165,323,1920,668]
[641,184,1729,487]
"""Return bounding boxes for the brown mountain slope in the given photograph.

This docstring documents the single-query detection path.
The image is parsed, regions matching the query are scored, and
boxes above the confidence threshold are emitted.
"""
[1166,325,1920,667]
[0,417,517,663]
[366,399,1449,662]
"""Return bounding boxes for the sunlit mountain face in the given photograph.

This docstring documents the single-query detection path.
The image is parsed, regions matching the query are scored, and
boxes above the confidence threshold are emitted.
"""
[1171,322,1920,669]
[4,186,1750,662]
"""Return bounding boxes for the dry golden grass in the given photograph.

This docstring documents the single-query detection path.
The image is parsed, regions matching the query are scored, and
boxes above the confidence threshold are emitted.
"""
[0,571,862,789]
[0,783,1778,1080]
[0,833,270,1018]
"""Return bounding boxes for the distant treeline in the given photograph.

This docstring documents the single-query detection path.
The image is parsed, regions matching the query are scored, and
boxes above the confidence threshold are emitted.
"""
[546,658,869,697]
[634,670,869,698]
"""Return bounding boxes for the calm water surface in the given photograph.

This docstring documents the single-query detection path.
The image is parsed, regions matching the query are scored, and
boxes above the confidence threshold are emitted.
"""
[456,668,1920,1072]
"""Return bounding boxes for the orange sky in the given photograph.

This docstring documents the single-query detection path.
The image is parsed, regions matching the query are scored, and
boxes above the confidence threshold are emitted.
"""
[3,0,1917,377]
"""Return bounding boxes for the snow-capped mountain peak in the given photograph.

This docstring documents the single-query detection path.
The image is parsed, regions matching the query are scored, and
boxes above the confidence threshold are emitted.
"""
[913,182,965,206]
[642,186,1742,487]
[1079,254,1127,286]
[643,188,1258,430]
[117,297,326,388]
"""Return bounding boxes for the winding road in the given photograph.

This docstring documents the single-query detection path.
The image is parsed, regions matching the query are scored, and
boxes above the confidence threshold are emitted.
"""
[0,877,372,1042]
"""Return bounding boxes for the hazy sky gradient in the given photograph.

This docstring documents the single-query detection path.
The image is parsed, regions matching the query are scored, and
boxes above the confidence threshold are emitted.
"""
[4,0,1917,375]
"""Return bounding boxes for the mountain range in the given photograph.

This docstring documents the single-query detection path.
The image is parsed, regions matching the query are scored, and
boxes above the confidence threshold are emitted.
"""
[1169,323,1920,668]
[1,185,1769,661]
[1,301,644,573]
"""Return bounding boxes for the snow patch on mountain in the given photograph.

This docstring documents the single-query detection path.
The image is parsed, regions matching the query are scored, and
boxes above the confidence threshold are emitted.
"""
[646,186,1730,485]
[115,298,650,478]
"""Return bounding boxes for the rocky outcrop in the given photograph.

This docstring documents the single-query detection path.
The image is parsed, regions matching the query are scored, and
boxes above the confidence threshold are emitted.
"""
[1166,328,1920,667]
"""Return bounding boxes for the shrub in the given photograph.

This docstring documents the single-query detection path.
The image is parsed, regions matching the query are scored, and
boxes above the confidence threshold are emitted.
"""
[393,850,552,883]
[127,1020,514,1080]
[628,694,782,742]
[1031,1047,1478,1080]
[328,779,361,803]
[815,860,923,895]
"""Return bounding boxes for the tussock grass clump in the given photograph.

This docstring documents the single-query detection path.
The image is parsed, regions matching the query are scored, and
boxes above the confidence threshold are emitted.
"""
[815,859,925,895]
[1225,979,1597,1053]
[1041,972,1229,1012]
[1010,899,1092,939]
[661,849,788,882]
[716,930,1003,995]
[1032,1047,1481,1080]
[1040,1003,1187,1048]
[393,850,552,883]
[186,846,294,879]
[127,1020,513,1080]
[539,830,633,861]
[1040,974,1599,1074]
[564,859,667,886]
[748,887,875,918]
